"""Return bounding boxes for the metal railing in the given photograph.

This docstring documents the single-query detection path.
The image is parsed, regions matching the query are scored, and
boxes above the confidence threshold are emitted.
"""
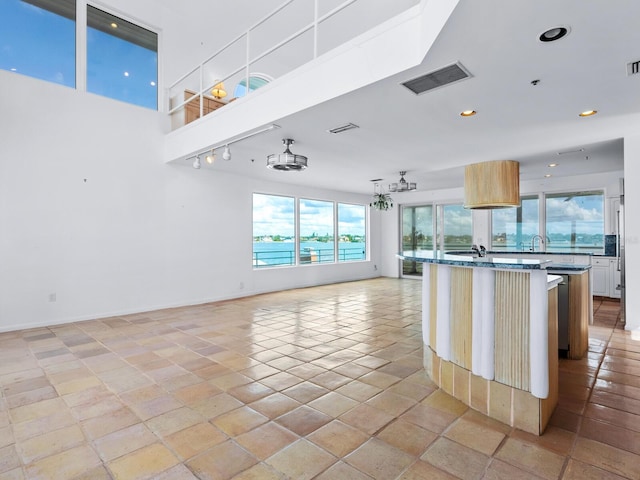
[253,246,366,268]
[168,0,360,129]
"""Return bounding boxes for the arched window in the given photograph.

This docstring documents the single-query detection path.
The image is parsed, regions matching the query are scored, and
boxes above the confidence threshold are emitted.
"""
[233,73,272,98]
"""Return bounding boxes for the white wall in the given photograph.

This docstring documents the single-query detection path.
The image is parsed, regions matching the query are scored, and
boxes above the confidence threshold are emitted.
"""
[624,136,640,333]
[0,72,380,332]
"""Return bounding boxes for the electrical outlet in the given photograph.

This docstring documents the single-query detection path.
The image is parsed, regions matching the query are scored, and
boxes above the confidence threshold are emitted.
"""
[48,293,56,302]
[239,281,245,290]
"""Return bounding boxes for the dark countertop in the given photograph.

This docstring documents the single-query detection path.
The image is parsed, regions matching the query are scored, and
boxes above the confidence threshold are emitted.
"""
[398,251,592,272]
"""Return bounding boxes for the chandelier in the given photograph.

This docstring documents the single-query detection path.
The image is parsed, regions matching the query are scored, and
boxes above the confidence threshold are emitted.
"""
[389,171,417,192]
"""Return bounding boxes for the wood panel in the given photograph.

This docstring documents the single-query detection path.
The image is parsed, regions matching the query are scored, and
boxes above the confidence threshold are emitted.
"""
[450,267,473,369]
[494,271,530,391]
[184,90,226,125]
[540,287,559,432]
[568,271,590,359]
[429,265,438,348]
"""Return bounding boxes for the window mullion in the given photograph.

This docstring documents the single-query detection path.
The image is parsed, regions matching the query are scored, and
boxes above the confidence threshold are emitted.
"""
[76,0,87,92]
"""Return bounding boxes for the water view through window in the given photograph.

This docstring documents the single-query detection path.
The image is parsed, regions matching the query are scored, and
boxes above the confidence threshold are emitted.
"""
[253,194,366,268]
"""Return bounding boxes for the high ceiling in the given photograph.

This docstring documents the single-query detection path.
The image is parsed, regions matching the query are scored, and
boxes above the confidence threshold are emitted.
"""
[172,0,637,194]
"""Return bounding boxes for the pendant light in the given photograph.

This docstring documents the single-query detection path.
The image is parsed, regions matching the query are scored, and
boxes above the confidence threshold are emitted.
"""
[464,160,520,209]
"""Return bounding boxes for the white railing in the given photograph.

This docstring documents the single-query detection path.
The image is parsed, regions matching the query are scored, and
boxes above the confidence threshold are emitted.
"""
[167,0,416,130]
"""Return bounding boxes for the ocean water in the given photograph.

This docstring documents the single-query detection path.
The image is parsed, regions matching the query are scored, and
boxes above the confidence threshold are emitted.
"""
[253,241,365,266]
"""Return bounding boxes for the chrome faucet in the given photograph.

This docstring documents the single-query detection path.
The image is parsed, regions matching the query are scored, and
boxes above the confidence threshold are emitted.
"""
[530,234,545,252]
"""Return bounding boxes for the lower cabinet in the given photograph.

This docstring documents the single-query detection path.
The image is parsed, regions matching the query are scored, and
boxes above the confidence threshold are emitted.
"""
[591,258,610,297]
[610,260,621,298]
[591,256,621,298]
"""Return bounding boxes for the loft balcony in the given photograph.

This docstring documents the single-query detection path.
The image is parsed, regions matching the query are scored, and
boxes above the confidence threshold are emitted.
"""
[164,0,460,164]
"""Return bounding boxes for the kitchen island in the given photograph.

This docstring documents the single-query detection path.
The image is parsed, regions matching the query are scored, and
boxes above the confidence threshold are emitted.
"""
[399,250,591,435]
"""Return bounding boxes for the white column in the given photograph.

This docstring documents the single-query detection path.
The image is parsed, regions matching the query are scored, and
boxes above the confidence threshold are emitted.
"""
[472,267,495,380]
[529,269,549,398]
[421,264,431,347]
[624,135,640,333]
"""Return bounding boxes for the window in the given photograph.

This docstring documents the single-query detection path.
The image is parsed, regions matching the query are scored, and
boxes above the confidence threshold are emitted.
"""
[402,205,434,276]
[492,196,539,251]
[438,204,472,251]
[545,191,604,252]
[0,0,76,87]
[0,1,157,109]
[233,74,271,98]
[87,6,158,109]
[338,203,366,262]
[253,194,295,267]
[299,199,334,264]
[253,194,367,268]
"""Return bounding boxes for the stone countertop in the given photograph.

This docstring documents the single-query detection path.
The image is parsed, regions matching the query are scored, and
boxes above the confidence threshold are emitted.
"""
[398,250,592,271]
[399,250,548,270]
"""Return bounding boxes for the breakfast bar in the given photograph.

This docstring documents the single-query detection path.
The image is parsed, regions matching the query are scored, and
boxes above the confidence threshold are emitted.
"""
[399,250,591,435]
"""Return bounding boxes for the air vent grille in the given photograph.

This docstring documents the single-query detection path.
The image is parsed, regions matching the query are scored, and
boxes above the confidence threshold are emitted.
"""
[328,123,359,134]
[627,60,640,76]
[402,62,471,95]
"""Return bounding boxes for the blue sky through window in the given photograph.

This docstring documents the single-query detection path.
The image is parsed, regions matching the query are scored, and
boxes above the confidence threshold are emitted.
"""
[1,0,158,110]
[0,0,75,87]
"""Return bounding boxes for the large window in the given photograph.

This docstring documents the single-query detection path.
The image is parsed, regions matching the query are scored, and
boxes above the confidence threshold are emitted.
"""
[492,196,540,251]
[0,1,158,110]
[299,199,335,264]
[338,203,366,262]
[0,0,76,87]
[545,191,604,252]
[439,204,473,251]
[87,6,158,109]
[402,205,434,276]
[253,194,367,268]
[253,194,295,267]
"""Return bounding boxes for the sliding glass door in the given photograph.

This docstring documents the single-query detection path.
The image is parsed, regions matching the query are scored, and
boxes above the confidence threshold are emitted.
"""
[401,205,434,276]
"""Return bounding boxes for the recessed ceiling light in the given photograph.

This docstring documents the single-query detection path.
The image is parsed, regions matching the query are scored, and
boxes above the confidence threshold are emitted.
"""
[579,110,597,117]
[110,22,118,29]
[124,71,129,77]
[539,26,569,42]
[150,81,156,86]
[548,163,558,167]
[460,110,477,117]
[544,174,552,178]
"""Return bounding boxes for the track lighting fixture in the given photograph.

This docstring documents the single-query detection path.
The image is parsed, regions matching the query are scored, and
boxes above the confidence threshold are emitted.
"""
[222,145,231,161]
[186,124,280,170]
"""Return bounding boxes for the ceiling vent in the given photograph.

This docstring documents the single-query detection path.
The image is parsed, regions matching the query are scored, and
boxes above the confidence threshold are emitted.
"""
[402,62,472,95]
[327,123,359,134]
[627,60,640,76]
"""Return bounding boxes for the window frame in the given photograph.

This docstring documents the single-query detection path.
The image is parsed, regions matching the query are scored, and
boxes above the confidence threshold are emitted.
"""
[0,0,161,110]
[489,189,605,253]
[252,193,368,270]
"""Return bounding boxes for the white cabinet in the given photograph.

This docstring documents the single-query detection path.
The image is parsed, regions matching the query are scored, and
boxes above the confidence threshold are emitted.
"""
[610,259,621,298]
[591,257,610,297]
[591,256,622,298]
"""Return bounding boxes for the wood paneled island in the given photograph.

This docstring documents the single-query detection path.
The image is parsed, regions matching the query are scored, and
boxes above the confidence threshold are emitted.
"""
[399,251,591,435]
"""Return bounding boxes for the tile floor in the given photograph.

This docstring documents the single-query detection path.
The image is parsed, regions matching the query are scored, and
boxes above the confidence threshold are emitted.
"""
[0,278,638,480]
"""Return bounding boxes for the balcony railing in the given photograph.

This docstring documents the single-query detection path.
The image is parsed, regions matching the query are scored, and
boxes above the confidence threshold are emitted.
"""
[167,0,417,130]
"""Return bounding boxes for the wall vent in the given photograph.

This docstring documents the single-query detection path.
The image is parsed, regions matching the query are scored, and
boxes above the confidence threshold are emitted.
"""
[627,60,640,76]
[402,62,472,95]
[327,123,359,134]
